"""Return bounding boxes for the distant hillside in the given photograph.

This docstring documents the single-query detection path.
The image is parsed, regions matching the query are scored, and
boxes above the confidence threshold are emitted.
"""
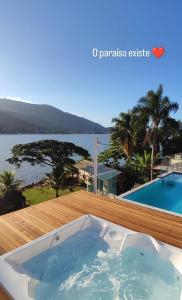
[0,99,109,134]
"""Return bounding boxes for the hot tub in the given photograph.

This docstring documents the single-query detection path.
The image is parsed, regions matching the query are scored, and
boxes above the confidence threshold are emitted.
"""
[0,215,181,300]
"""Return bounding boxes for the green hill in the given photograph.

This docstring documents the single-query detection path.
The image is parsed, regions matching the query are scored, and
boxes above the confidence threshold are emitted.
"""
[0,99,108,134]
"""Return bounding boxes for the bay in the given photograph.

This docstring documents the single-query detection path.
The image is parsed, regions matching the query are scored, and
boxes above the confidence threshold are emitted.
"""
[0,134,110,185]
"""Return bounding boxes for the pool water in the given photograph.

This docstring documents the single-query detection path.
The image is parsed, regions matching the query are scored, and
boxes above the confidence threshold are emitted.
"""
[23,228,182,300]
[124,173,182,214]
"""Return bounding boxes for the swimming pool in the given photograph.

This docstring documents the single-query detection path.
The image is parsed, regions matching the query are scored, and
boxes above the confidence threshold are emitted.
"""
[120,172,182,215]
[0,215,181,299]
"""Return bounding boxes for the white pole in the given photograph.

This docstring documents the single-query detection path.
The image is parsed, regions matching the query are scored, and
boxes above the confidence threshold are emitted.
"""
[94,137,99,193]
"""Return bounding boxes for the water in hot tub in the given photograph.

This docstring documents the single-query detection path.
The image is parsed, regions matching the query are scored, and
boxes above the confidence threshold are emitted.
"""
[23,228,182,300]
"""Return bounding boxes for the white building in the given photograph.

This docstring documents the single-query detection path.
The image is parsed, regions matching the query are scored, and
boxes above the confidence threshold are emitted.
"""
[75,160,121,195]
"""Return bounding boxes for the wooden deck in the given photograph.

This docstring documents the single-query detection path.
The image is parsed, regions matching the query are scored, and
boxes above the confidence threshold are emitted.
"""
[0,190,181,255]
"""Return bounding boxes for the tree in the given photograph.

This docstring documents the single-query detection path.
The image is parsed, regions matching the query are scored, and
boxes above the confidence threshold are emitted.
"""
[7,140,89,197]
[46,167,67,197]
[111,111,148,158]
[135,85,178,180]
[98,142,124,169]
[125,151,152,183]
[0,171,22,193]
[0,171,25,214]
[162,129,182,156]
[160,119,180,155]
[99,110,148,168]
[111,112,135,158]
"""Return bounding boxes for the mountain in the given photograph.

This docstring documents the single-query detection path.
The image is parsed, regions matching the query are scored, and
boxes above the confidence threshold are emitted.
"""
[0,99,109,134]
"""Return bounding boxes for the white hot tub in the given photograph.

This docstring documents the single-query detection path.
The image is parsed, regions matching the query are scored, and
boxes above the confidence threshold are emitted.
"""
[0,215,182,300]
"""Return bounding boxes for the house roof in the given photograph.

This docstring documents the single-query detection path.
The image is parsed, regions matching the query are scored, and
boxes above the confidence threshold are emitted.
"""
[75,160,121,180]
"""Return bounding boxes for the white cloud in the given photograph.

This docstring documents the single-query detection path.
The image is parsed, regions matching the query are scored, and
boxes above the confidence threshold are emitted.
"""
[1,97,32,103]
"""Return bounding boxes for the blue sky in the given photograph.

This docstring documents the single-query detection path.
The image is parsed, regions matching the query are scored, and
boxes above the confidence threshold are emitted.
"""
[0,0,181,126]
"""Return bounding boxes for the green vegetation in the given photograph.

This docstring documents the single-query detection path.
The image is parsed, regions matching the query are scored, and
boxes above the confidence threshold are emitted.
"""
[111,111,147,158]
[23,185,82,206]
[125,151,156,184]
[0,140,89,214]
[134,85,178,179]
[8,140,89,197]
[99,85,181,187]
[0,171,25,215]
[1,84,181,212]
[0,170,22,193]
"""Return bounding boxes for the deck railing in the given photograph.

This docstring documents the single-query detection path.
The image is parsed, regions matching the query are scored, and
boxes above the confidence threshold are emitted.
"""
[168,162,182,172]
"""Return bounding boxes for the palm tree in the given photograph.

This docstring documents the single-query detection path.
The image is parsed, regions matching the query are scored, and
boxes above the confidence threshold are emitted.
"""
[111,111,147,158]
[112,112,134,158]
[136,85,178,180]
[46,167,69,197]
[0,171,22,193]
[134,151,151,171]
[126,151,152,183]
[159,117,180,153]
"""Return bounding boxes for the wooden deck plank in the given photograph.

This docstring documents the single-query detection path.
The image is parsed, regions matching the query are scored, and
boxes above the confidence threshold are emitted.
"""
[0,190,181,256]
[0,287,10,300]
[57,192,182,247]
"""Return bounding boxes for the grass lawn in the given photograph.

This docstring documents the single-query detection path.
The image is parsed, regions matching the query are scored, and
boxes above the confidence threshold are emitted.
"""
[23,185,83,206]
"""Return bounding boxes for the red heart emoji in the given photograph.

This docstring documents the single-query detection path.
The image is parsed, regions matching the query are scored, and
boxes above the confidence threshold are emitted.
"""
[152,47,165,58]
